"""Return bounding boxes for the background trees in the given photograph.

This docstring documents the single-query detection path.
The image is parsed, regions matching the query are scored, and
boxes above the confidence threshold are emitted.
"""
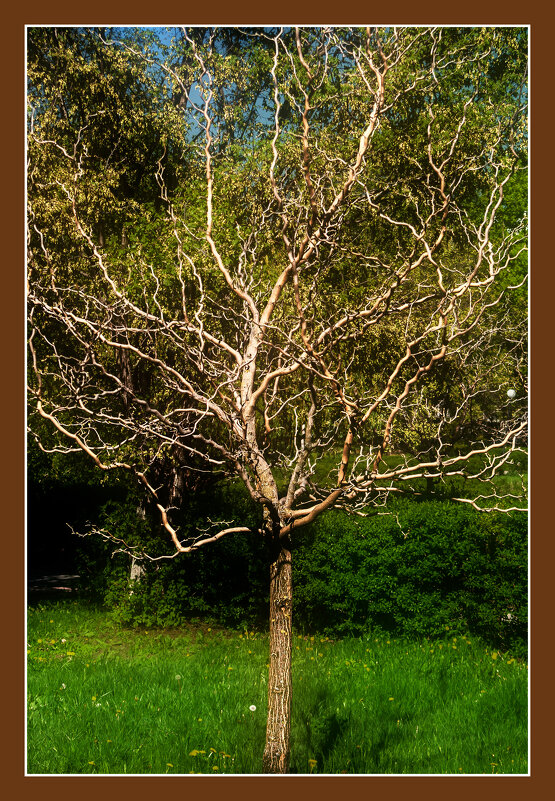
[27,26,527,773]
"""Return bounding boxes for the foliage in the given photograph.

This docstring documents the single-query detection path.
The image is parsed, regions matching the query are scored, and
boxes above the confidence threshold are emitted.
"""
[28,26,528,541]
[294,502,527,657]
[81,490,527,656]
[104,531,268,630]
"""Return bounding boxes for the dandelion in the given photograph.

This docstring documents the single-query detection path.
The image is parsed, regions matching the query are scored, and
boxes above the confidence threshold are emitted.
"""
[308,758,317,773]
[166,763,174,768]
[175,675,182,681]
[249,705,257,712]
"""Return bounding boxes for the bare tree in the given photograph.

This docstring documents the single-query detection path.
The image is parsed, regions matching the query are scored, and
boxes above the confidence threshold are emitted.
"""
[27,26,527,773]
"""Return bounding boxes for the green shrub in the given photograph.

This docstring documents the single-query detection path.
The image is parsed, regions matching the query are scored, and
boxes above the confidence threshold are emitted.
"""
[100,480,268,629]
[293,501,527,656]
[93,496,527,656]
[104,531,269,630]
[32,457,526,656]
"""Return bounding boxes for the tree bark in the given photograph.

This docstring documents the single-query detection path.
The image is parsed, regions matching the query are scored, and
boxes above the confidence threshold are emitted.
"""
[129,556,145,584]
[263,539,293,774]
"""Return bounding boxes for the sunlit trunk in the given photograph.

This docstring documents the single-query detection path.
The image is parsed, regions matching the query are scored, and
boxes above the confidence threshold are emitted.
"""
[263,539,293,774]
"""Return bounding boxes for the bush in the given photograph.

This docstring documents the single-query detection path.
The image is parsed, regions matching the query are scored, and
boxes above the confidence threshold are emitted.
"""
[30,447,526,656]
[100,480,268,629]
[100,496,526,656]
[293,500,527,656]
[104,531,268,630]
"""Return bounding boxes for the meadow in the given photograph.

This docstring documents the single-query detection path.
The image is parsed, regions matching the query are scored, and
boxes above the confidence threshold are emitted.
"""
[27,600,528,775]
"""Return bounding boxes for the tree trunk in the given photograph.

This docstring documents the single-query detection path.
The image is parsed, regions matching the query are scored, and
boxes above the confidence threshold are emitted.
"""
[129,556,145,584]
[263,540,293,774]
[129,555,145,595]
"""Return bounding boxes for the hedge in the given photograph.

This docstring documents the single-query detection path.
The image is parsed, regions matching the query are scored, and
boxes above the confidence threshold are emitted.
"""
[88,497,527,656]
[293,501,527,656]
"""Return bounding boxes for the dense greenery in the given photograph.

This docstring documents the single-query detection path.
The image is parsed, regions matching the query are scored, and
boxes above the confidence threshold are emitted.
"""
[29,449,527,658]
[27,601,527,774]
[294,503,527,655]
[27,26,528,514]
[103,503,527,658]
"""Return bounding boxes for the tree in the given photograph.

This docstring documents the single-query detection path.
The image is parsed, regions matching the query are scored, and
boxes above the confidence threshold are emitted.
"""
[27,26,528,773]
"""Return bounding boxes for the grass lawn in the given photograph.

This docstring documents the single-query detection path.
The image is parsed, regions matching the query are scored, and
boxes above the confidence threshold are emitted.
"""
[27,600,528,775]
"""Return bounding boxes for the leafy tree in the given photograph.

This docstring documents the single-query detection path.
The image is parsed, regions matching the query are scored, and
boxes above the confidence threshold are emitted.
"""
[27,26,527,773]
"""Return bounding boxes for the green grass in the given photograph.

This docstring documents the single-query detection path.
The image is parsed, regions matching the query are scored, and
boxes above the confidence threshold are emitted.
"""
[27,601,528,775]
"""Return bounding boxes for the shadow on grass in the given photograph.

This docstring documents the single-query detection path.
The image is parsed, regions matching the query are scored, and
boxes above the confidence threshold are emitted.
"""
[291,686,349,773]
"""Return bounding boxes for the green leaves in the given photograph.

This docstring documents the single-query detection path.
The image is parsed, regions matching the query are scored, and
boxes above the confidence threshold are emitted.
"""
[28,26,527,560]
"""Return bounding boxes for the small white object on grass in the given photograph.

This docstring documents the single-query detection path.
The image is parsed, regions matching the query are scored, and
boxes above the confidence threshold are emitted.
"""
[507,388,516,399]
